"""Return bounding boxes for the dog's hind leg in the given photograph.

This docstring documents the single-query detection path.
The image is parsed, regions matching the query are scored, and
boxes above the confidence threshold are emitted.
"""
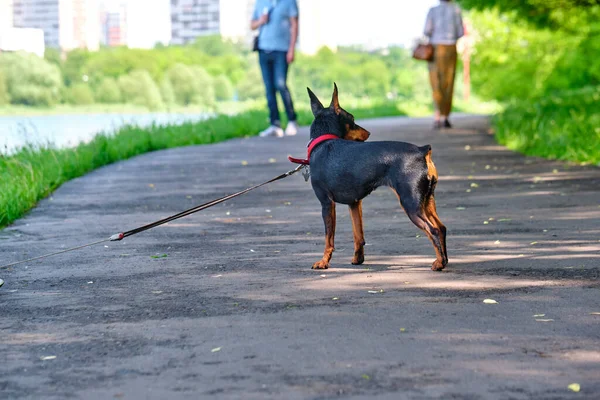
[313,200,336,270]
[393,188,448,271]
[349,201,365,265]
[422,196,448,268]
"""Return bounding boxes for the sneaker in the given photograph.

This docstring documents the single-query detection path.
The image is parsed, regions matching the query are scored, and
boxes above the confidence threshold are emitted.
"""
[259,125,284,137]
[443,119,452,128]
[0,278,4,288]
[285,121,299,136]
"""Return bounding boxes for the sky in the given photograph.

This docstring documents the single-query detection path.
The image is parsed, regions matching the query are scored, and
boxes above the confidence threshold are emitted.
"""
[100,0,439,49]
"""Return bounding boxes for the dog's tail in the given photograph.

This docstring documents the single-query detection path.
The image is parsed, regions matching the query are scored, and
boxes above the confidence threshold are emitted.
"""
[419,145,438,198]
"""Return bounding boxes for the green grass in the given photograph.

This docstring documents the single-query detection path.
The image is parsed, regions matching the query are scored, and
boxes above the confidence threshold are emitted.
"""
[0,102,410,229]
[494,87,600,165]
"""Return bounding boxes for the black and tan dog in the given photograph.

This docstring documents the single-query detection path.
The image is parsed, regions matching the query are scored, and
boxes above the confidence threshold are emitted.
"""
[303,84,448,271]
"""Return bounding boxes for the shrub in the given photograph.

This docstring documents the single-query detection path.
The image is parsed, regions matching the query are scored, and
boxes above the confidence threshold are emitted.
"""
[214,75,234,101]
[0,51,63,106]
[119,70,163,110]
[64,83,95,105]
[95,77,122,104]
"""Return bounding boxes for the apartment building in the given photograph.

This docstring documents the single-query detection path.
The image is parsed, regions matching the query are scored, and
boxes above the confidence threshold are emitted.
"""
[12,0,99,51]
[171,0,220,45]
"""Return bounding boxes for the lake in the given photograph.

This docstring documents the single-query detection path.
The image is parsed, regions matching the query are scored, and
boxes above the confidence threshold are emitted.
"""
[0,113,210,154]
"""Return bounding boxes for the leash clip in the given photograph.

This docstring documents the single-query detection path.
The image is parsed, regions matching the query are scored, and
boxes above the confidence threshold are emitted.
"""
[109,233,125,241]
[302,166,311,182]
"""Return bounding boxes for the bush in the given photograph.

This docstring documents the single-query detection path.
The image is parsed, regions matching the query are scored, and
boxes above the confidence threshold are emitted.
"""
[0,69,9,105]
[190,66,215,106]
[159,77,176,105]
[95,78,122,104]
[64,83,95,105]
[0,51,63,106]
[236,63,264,101]
[119,70,163,110]
[214,75,234,101]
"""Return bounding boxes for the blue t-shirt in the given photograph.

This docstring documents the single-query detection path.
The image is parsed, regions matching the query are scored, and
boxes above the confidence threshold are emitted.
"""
[252,0,298,52]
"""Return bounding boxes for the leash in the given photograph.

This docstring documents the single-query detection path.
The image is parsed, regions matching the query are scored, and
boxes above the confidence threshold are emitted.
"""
[0,164,306,270]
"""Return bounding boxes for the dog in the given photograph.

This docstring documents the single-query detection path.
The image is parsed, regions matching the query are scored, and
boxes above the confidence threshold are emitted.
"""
[304,84,448,271]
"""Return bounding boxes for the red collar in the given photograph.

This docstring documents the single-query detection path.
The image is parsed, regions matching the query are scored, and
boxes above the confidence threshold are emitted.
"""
[288,134,339,165]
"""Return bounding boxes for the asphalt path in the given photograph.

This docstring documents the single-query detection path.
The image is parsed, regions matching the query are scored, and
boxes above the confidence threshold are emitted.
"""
[1,115,599,399]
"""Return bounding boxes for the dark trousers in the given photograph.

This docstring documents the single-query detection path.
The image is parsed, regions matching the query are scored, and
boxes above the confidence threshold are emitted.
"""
[258,50,297,126]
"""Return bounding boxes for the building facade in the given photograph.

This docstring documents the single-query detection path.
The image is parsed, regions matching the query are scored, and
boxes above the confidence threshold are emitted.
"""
[99,3,127,47]
[171,0,220,45]
[12,0,99,51]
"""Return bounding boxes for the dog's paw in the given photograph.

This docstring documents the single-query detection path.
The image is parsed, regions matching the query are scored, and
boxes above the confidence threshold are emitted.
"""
[431,259,446,271]
[312,260,329,270]
[352,253,364,265]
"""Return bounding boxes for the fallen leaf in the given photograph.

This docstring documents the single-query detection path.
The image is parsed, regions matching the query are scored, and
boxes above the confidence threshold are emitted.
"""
[268,158,276,163]
[488,217,495,221]
[498,218,512,222]
[40,356,57,361]
[589,312,600,315]
[400,328,406,332]
[530,241,538,245]
[152,291,163,294]
[250,249,255,252]
[483,299,498,304]
[485,165,491,170]
[533,314,545,317]
[552,169,559,174]
[226,211,231,216]
[470,183,479,188]
[332,297,339,301]
[456,207,466,211]
[87,281,93,284]
[148,184,155,188]
[533,176,543,183]
[186,195,192,199]
[494,240,501,244]
[241,161,248,166]
[211,347,221,353]
[368,290,384,294]
[464,145,471,151]
[150,254,168,259]
[568,383,580,392]
[483,221,489,225]
[320,274,327,278]
[466,189,472,193]
[284,201,292,205]
[362,374,371,380]
[535,319,554,322]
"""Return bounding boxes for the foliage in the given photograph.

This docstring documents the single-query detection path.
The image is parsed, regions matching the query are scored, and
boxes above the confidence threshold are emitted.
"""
[118,70,163,110]
[95,78,122,104]
[159,77,176,105]
[494,87,600,164]
[0,52,63,106]
[0,103,408,229]
[0,69,9,105]
[63,83,95,105]
[214,75,234,101]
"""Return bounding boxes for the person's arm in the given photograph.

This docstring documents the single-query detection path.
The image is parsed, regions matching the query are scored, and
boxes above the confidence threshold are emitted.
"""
[251,13,269,30]
[287,16,298,63]
[250,3,268,31]
[424,9,433,38]
[455,7,465,39]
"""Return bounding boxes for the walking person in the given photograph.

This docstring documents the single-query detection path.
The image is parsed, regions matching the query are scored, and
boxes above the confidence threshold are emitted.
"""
[424,0,464,129]
[251,0,299,137]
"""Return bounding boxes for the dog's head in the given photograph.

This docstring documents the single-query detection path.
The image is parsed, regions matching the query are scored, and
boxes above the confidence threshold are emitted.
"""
[307,83,370,142]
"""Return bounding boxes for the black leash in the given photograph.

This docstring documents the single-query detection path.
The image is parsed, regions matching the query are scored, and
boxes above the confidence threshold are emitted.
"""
[1,165,306,270]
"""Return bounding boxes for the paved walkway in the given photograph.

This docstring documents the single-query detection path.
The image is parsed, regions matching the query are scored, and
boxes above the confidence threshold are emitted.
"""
[1,115,599,400]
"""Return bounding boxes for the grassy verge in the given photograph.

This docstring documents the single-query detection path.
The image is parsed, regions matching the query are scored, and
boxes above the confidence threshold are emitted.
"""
[494,87,600,165]
[0,102,409,229]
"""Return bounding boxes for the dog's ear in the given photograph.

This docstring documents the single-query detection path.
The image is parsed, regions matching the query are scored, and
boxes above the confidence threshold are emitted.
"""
[307,87,324,117]
[330,82,341,115]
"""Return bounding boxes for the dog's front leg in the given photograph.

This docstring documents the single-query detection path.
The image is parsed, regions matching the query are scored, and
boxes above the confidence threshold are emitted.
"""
[349,201,365,265]
[313,200,336,269]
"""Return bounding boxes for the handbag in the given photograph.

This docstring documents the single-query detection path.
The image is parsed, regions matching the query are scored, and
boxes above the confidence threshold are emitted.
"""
[252,35,259,52]
[413,43,434,62]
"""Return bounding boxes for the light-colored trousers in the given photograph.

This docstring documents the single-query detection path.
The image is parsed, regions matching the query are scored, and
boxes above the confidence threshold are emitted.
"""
[428,44,457,116]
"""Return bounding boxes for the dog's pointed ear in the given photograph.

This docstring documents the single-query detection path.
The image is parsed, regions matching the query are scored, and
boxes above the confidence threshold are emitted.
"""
[307,87,324,117]
[330,82,340,114]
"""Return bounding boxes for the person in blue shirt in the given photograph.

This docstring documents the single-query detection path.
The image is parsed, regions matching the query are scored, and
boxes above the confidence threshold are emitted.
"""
[251,0,299,137]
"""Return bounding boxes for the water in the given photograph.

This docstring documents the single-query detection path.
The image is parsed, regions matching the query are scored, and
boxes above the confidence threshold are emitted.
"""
[0,112,210,154]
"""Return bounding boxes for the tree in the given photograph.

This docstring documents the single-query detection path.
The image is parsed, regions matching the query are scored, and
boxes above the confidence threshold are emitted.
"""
[95,78,122,104]
[0,52,63,106]
[159,77,176,105]
[64,84,95,105]
[119,70,163,110]
[0,69,10,105]
[213,75,234,101]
